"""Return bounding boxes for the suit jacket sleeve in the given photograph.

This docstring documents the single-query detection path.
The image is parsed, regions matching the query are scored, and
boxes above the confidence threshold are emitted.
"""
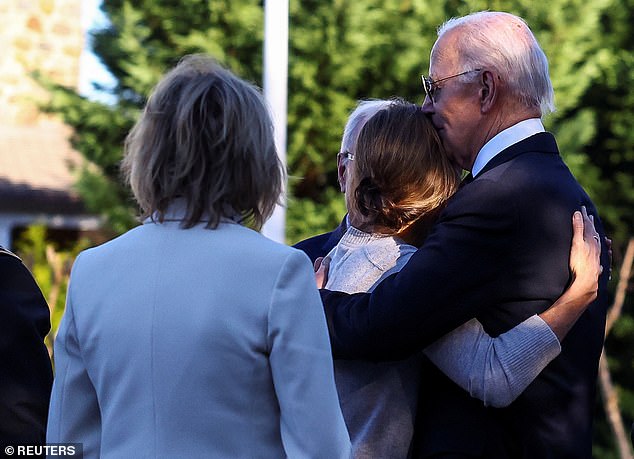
[267,250,351,459]
[321,179,518,360]
[0,252,52,444]
[46,254,102,456]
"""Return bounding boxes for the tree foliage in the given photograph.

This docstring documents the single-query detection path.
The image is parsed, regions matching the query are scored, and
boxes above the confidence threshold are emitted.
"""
[42,1,633,456]
[44,0,634,242]
[13,225,90,356]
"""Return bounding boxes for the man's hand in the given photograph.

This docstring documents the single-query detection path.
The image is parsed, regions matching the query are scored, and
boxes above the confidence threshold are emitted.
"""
[314,256,331,289]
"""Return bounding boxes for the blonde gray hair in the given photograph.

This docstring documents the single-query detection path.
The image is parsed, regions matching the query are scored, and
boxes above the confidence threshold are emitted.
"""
[341,100,396,153]
[122,54,284,230]
[438,11,555,115]
[346,100,459,242]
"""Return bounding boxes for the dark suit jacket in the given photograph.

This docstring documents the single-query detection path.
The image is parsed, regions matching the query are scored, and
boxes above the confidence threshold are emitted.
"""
[321,133,609,458]
[0,247,53,445]
[293,216,348,263]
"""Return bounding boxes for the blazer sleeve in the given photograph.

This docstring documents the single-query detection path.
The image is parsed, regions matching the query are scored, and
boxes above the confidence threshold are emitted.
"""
[46,255,102,457]
[267,250,351,459]
[0,252,52,444]
[424,315,560,407]
[321,179,517,360]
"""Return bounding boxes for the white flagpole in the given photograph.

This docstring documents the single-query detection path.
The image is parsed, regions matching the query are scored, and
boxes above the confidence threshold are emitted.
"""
[261,0,289,243]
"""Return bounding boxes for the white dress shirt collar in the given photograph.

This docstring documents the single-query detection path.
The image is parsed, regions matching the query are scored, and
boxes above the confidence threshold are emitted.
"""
[471,118,545,177]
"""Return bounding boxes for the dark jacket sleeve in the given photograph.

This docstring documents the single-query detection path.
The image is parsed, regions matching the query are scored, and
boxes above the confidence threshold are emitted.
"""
[0,251,53,444]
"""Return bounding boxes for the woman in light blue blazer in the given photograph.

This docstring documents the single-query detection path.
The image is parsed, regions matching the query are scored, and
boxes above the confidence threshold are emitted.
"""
[47,55,351,458]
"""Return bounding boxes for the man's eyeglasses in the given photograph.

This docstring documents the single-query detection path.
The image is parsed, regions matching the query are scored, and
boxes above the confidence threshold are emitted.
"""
[338,150,355,161]
[421,68,482,102]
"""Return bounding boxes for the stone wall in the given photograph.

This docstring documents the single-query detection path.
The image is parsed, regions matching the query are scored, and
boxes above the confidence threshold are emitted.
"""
[0,0,97,249]
[0,0,83,125]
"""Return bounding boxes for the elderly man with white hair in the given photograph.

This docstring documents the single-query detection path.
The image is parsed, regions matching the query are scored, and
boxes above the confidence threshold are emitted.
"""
[320,11,609,458]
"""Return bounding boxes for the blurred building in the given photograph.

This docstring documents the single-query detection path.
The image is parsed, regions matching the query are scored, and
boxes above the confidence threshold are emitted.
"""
[0,0,100,249]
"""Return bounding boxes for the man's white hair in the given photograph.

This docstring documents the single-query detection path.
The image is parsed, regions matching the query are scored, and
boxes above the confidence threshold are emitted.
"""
[438,11,555,115]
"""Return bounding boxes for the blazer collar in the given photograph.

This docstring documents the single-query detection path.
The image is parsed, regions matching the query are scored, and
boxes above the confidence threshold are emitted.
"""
[472,118,545,176]
[322,215,348,253]
[476,132,559,178]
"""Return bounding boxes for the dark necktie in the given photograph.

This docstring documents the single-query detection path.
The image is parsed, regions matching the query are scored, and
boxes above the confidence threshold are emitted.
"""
[460,173,474,188]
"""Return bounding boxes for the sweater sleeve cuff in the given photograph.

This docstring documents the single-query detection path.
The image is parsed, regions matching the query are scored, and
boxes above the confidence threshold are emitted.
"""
[496,314,561,396]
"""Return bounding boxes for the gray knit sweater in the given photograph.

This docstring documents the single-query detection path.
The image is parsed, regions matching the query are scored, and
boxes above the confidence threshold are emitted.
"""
[325,226,561,459]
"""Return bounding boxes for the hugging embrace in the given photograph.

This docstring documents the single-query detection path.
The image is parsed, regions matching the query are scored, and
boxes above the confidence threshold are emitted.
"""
[308,10,609,459]
[45,9,608,459]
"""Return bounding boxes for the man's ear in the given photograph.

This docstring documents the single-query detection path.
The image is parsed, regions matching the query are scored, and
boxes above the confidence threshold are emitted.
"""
[337,154,347,193]
[480,70,497,113]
